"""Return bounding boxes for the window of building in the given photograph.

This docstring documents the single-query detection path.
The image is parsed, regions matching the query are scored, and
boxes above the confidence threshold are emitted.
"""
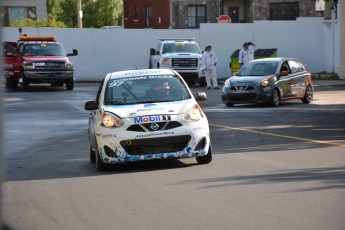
[187,5,206,28]
[146,6,152,28]
[134,5,139,21]
[1,7,37,26]
[269,2,299,20]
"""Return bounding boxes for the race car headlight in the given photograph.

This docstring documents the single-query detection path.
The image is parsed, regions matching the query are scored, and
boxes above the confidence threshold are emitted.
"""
[258,80,269,87]
[101,112,124,128]
[161,58,170,65]
[184,104,204,121]
[224,79,231,87]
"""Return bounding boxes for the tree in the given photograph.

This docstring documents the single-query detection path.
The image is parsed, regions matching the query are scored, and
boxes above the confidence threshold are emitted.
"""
[10,18,66,28]
[83,0,123,28]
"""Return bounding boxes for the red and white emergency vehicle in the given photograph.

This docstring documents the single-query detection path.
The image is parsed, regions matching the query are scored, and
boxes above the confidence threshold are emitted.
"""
[2,35,78,90]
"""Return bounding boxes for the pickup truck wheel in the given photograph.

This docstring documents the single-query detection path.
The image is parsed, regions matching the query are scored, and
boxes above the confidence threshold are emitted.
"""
[6,77,18,88]
[199,81,207,87]
[66,78,74,90]
[19,71,29,91]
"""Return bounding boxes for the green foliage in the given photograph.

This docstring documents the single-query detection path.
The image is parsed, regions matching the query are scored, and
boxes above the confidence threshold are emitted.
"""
[9,0,123,28]
[83,0,123,28]
[58,0,77,28]
[10,18,66,28]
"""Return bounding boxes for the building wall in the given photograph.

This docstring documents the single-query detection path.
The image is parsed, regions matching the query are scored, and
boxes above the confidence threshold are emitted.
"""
[1,0,47,24]
[124,0,170,29]
[171,0,219,29]
[1,17,341,81]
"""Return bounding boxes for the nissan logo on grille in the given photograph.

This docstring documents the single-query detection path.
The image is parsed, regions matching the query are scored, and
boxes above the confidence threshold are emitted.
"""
[150,123,160,131]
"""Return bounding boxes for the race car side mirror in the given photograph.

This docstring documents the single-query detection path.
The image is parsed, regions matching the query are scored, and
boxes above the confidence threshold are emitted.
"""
[85,101,98,110]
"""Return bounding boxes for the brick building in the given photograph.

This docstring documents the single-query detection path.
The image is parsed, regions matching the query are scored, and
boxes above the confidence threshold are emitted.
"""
[123,0,324,29]
[123,0,170,29]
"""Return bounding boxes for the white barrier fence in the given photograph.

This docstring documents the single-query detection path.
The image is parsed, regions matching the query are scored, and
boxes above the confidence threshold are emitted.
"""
[1,17,340,81]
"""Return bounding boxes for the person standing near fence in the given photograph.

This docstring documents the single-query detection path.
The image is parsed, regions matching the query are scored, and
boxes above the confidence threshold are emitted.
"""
[239,42,256,66]
[202,44,219,89]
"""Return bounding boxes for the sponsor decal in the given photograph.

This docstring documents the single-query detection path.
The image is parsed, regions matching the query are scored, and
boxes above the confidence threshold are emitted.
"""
[192,127,204,131]
[134,115,171,124]
[101,134,117,138]
[136,131,174,138]
[137,107,165,113]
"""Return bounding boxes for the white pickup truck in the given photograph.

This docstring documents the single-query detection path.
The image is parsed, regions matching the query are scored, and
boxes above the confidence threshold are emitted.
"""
[149,38,206,86]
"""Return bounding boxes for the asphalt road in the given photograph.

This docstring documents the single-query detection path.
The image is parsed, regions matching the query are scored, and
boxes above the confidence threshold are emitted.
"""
[2,81,345,230]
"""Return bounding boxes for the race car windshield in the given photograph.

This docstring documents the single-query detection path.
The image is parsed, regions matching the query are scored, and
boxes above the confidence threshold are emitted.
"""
[237,62,278,76]
[23,44,66,57]
[104,75,192,105]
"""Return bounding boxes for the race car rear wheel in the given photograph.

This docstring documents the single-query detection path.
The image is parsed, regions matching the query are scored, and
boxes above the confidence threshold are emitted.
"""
[95,149,107,171]
[196,145,212,164]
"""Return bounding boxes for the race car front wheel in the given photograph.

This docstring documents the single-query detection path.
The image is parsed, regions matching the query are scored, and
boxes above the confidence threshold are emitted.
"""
[196,145,212,164]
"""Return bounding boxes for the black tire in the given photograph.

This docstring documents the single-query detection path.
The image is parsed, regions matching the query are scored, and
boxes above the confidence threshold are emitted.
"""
[19,71,29,91]
[66,78,74,90]
[6,77,18,89]
[89,145,96,163]
[196,145,212,164]
[302,85,313,104]
[188,81,196,86]
[270,88,280,107]
[226,103,234,107]
[95,149,107,171]
[199,81,207,87]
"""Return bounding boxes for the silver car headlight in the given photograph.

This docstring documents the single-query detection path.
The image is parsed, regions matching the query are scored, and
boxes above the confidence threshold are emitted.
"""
[258,80,269,87]
[101,112,124,128]
[224,79,231,87]
[184,104,204,121]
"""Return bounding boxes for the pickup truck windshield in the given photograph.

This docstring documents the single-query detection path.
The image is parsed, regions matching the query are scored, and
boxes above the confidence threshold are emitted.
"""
[23,44,66,57]
[162,43,201,54]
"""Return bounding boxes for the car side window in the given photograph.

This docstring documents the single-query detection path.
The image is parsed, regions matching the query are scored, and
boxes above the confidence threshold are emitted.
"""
[3,43,15,56]
[288,60,304,74]
[280,62,290,74]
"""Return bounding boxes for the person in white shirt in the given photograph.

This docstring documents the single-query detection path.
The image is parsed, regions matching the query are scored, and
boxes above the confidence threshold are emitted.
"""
[239,42,256,66]
[202,44,219,89]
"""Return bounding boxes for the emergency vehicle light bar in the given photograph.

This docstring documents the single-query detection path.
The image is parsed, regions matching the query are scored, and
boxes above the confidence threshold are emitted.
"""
[18,36,56,41]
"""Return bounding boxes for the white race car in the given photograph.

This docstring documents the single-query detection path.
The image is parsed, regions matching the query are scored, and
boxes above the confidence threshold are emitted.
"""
[85,69,212,171]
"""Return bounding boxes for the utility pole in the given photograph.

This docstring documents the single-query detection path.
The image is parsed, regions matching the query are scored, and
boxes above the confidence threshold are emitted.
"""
[77,0,83,28]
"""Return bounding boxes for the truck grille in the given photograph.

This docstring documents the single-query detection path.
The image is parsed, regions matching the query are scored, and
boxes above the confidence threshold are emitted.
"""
[172,58,198,68]
[34,61,66,70]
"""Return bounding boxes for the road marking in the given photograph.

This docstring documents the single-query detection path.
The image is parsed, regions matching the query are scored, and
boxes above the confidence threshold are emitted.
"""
[210,123,345,148]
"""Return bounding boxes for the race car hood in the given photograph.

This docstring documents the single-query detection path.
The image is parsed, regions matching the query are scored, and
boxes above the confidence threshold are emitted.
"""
[229,75,274,85]
[104,99,196,118]
[23,56,69,62]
